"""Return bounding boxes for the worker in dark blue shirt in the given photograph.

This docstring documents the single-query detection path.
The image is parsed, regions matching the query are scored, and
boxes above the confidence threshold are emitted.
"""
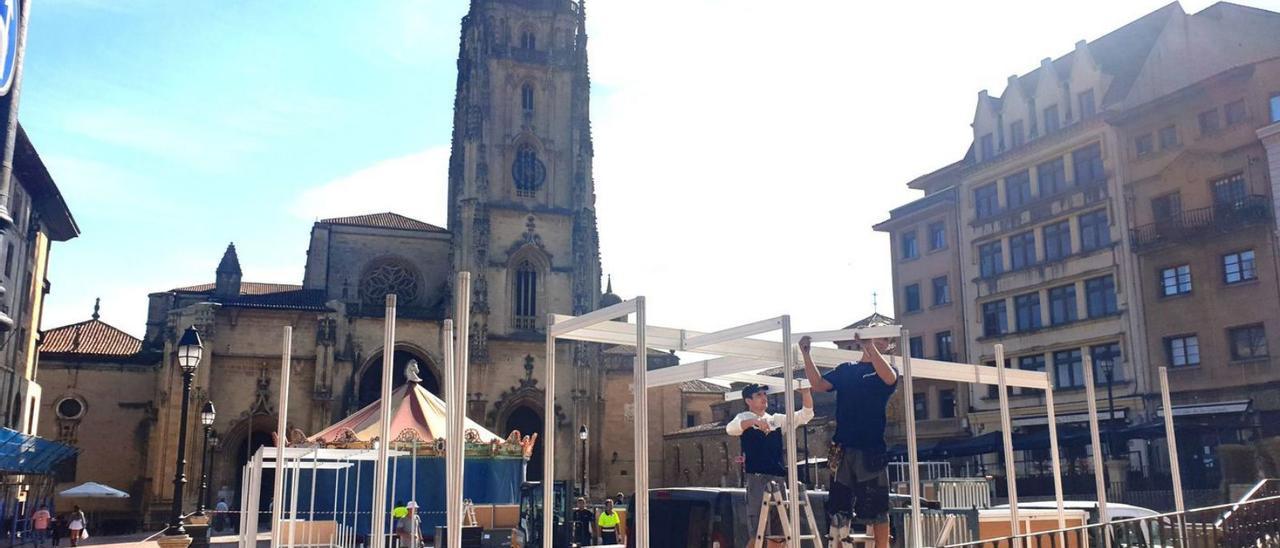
[800,334,898,548]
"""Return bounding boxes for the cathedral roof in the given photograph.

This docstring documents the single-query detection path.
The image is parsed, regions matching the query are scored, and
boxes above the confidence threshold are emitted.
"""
[679,380,729,394]
[171,281,302,295]
[319,212,448,234]
[40,318,142,357]
[168,282,329,311]
[844,312,896,330]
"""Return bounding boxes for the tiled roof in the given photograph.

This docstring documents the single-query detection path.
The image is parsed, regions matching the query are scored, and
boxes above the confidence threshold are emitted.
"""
[40,319,142,356]
[679,380,729,394]
[319,212,448,233]
[171,282,303,295]
[844,312,896,330]
[218,288,329,311]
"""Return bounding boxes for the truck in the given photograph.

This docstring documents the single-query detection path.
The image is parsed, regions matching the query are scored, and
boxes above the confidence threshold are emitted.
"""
[516,481,572,548]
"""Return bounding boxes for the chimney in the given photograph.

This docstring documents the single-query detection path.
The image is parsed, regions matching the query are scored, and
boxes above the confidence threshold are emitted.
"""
[215,243,242,299]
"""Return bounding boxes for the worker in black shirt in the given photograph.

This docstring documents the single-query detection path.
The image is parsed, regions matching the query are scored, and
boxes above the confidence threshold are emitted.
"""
[801,334,898,548]
[727,383,814,547]
[571,497,595,546]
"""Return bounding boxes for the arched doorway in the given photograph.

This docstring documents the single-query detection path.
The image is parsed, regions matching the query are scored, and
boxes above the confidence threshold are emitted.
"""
[505,405,543,481]
[234,430,276,511]
[356,349,440,408]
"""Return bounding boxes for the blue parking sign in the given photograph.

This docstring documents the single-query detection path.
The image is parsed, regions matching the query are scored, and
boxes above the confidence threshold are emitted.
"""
[0,0,18,96]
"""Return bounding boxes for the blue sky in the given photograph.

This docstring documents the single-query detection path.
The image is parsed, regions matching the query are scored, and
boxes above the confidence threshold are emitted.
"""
[24,0,1280,337]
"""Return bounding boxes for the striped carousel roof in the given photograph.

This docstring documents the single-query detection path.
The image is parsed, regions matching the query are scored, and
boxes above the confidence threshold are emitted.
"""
[309,381,504,446]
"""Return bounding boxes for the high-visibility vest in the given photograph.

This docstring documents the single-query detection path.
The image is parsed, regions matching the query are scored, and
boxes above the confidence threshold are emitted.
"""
[597,511,620,530]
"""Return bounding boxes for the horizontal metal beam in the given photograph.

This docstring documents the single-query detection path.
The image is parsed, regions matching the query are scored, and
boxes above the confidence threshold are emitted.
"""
[646,356,770,388]
[549,298,639,337]
[551,315,1051,390]
[717,373,811,400]
[790,325,901,343]
[683,317,783,351]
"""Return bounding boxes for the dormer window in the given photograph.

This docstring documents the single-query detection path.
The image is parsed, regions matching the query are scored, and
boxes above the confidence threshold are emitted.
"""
[1078,89,1096,119]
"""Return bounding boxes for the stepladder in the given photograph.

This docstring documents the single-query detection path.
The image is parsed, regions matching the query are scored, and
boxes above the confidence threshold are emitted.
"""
[754,481,826,548]
[463,498,478,527]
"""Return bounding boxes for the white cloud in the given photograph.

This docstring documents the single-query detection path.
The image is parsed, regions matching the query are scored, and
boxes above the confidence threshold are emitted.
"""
[291,146,450,225]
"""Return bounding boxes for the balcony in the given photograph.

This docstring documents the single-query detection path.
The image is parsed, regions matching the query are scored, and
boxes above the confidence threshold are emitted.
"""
[1129,195,1273,252]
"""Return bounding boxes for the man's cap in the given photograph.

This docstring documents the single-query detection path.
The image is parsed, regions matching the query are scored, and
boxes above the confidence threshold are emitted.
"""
[741,383,767,400]
[406,501,419,509]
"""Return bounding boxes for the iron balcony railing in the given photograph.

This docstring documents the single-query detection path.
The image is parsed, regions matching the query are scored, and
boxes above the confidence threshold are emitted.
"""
[1130,195,1273,251]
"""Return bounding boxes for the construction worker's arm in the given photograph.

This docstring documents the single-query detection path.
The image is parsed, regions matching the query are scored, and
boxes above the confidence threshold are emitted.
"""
[774,388,815,429]
[727,412,769,435]
[799,336,834,392]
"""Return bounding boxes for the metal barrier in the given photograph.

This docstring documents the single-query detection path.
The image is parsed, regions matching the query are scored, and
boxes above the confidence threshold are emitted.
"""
[893,508,981,547]
[934,479,993,510]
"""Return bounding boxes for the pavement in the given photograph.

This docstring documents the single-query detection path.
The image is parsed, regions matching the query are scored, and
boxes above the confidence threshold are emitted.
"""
[52,531,264,547]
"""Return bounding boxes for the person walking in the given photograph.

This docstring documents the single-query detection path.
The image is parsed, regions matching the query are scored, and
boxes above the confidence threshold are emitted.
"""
[213,498,229,532]
[65,506,86,547]
[395,501,421,547]
[595,498,623,545]
[571,497,595,546]
[30,505,51,547]
[726,383,814,547]
[801,335,898,548]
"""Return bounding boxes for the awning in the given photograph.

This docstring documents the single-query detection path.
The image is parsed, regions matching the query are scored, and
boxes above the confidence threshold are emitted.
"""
[1156,400,1251,418]
[1011,409,1125,427]
[0,428,78,475]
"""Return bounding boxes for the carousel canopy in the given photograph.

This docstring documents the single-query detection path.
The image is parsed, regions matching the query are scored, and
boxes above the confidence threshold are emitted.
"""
[309,377,504,446]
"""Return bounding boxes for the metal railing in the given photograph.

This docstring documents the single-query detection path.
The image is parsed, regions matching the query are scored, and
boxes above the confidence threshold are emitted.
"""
[1130,195,1272,251]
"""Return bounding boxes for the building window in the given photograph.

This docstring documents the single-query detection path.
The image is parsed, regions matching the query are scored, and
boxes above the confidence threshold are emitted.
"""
[512,145,546,196]
[1017,354,1046,395]
[939,389,956,418]
[981,133,995,160]
[513,260,538,329]
[1229,324,1268,361]
[1010,120,1025,148]
[1078,89,1096,119]
[520,30,536,50]
[1085,275,1118,318]
[1014,292,1042,332]
[1271,93,1280,123]
[913,393,929,420]
[928,222,947,251]
[979,241,1004,278]
[1044,104,1060,133]
[901,231,919,260]
[1135,133,1154,157]
[1054,349,1084,389]
[1090,343,1123,382]
[1152,192,1182,224]
[1212,173,1247,208]
[984,360,1010,398]
[1158,125,1179,150]
[982,300,1008,337]
[1043,221,1072,261]
[685,413,697,428]
[1161,265,1192,296]
[1166,334,1200,367]
[1010,231,1037,270]
[909,336,924,359]
[1078,209,1109,252]
[1223,250,1257,285]
[1072,142,1104,185]
[904,284,921,313]
[935,331,953,361]
[1005,171,1032,209]
[932,276,950,306]
[1225,99,1247,126]
[1048,284,1077,325]
[55,397,86,420]
[1037,157,1067,196]
[975,183,1000,219]
[1199,109,1221,134]
[521,83,534,114]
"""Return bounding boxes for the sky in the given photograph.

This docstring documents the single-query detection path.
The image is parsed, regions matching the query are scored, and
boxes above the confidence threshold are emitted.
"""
[23,0,1280,338]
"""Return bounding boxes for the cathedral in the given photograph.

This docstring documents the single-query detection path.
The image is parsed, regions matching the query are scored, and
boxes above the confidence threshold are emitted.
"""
[34,0,706,527]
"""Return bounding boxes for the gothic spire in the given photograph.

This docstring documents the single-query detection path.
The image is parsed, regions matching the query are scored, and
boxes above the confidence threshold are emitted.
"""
[217,242,241,275]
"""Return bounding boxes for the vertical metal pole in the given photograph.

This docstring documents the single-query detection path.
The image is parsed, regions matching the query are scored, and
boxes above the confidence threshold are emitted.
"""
[451,272,471,548]
[901,329,923,548]
[781,316,800,548]
[239,461,249,547]
[444,318,455,546]
[1044,387,1067,544]
[994,344,1020,545]
[309,449,319,545]
[634,297,650,548]
[543,315,557,548]
[372,295,397,548]
[288,450,302,548]
[272,326,293,547]
[1083,354,1111,548]
[1159,367,1187,548]
[353,459,362,547]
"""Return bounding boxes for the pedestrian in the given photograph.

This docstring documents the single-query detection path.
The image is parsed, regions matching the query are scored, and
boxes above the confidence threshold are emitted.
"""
[595,498,623,545]
[571,497,595,546]
[395,501,421,547]
[801,335,898,548]
[214,497,229,532]
[31,505,51,547]
[66,506,86,547]
[726,383,814,547]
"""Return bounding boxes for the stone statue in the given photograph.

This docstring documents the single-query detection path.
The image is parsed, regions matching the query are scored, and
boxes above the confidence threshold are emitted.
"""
[405,359,422,383]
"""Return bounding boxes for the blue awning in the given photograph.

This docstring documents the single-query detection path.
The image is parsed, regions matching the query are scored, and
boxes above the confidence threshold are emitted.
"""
[0,428,78,475]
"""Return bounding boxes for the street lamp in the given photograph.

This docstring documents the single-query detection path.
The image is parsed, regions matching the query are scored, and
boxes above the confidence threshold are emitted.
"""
[166,326,203,536]
[578,425,589,498]
[196,401,216,516]
[1099,359,1120,461]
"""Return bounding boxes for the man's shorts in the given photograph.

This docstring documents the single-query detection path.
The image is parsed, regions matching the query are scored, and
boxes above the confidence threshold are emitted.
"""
[828,447,890,525]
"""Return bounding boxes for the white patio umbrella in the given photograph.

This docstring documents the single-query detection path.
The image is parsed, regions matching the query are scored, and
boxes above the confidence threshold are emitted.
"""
[59,482,129,498]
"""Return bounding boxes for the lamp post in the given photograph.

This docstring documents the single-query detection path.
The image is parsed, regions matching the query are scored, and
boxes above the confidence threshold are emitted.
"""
[196,401,216,516]
[166,326,203,537]
[578,425,589,499]
[1100,359,1119,461]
